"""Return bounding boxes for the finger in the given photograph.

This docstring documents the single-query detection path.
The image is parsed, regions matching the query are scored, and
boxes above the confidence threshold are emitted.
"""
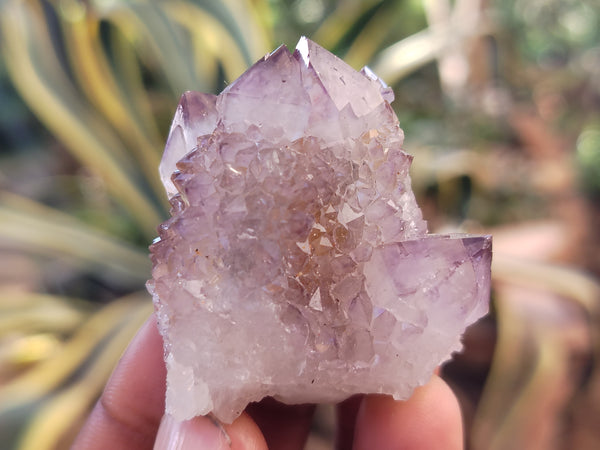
[246,397,315,450]
[154,415,230,449]
[224,412,269,450]
[353,375,463,450]
[335,394,364,450]
[154,412,268,450]
[72,314,166,450]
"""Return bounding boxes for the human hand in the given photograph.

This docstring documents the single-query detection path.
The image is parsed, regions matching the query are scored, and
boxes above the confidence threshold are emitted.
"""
[72,315,463,450]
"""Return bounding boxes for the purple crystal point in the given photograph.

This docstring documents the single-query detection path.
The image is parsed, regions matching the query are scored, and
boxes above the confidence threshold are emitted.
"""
[296,36,385,116]
[160,91,217,198]
[148,38,492,423]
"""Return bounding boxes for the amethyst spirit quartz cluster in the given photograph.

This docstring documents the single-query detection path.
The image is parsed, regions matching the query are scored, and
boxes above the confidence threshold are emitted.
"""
[147,37,492,423]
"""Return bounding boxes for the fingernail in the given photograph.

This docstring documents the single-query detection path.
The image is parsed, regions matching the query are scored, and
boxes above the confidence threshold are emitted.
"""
[154,414,230,450]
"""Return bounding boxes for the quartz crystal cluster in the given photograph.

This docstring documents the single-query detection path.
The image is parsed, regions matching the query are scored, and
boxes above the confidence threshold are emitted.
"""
[148,37,492,423]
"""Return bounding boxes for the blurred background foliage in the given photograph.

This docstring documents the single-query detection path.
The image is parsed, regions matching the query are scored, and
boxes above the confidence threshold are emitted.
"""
[0,0,599,448]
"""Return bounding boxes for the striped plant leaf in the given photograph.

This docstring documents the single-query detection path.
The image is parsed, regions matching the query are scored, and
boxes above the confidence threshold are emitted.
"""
[16,300,153,450]
[0,192,150,283]
[0,295,148,414]
[0,0,164,237]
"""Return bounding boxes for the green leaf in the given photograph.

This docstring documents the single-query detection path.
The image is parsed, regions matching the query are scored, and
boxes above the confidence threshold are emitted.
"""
[0,192,150,284]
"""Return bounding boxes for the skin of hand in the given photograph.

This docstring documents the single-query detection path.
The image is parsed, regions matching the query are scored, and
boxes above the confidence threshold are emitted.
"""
[72,315,464,450]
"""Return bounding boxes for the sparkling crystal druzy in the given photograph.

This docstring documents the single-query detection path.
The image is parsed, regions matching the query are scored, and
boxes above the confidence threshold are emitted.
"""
[148,37,492,423]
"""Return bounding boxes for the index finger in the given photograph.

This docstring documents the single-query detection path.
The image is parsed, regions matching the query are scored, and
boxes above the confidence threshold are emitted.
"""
[72,314,167,449]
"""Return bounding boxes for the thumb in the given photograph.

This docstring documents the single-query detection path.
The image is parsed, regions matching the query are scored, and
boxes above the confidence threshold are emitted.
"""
[154,412,268,450]
[154,414,230,450]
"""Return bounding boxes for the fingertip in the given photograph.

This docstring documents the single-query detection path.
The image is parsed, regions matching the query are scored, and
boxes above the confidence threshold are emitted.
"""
[353,375,463,450]
[224,412,268,450]
[154,414,230,450]
[153,411,267,450]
